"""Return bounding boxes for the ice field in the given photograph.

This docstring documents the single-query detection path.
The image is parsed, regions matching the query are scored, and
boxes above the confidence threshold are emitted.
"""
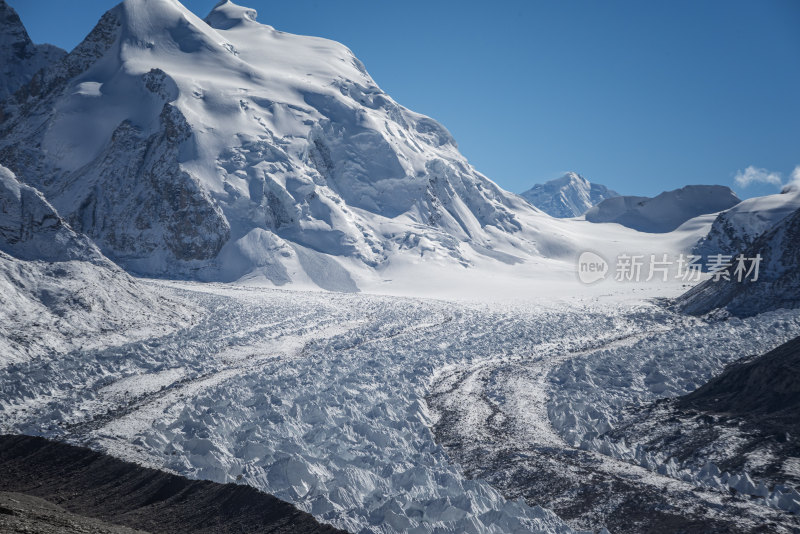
[2,281,798,533]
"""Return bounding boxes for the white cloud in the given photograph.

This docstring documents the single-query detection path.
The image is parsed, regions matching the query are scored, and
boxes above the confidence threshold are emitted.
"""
[781,165,800,193]
[734,166,783,189]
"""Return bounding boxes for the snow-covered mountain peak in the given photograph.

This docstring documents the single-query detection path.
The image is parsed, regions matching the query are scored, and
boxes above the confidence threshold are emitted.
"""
[554,171,589,187]
[586,185,740,233]
[0,0,29,49]
[0,0,544,287]
[116,0,238,64]
[200,0,376,92]
[520,172,619,218]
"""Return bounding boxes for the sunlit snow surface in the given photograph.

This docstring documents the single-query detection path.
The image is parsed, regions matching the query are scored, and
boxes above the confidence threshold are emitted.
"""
[2,282,799,533]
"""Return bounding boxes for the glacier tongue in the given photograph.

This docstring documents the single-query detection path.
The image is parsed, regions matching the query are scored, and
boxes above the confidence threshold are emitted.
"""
[0,284,581,534]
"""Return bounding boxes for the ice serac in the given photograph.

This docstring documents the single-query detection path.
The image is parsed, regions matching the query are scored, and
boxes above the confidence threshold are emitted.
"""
[0,0,66,102]
[585,185,740,233]
[520,172,619,218]
[676,205,800,317]
[0,0,552,287]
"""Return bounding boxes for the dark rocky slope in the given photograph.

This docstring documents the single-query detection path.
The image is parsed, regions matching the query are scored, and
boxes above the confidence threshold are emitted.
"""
[0,491,147,534]
[610,335,800,492]
[0,0,66,102]
[0,435,346,534]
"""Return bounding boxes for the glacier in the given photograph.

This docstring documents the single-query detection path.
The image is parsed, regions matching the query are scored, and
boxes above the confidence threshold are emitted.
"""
[2,1,800,533]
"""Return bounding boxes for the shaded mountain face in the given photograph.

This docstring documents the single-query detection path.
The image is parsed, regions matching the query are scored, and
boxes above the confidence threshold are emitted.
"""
[585,185,740,233]
[679,335,800,424]
[0,0,536,286]
[694,190,800,258]
[676,205,800,317]
[0,165,104,263]
[520,172,619,218]
[0,0,66,102]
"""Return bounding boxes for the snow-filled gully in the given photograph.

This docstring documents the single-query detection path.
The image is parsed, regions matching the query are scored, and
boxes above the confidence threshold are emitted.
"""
[2,283,800,533]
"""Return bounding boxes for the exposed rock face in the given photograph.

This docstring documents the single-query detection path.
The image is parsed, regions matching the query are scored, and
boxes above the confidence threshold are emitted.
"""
[0,6,231,274]
[0,0,66,102]
[585,185,740,233]
[679,335,800,423]
[62,100,231,272]
[520,172,619,218]
[0,165,194,364]
[676,205,800,317]
[0,164,104,263]
[693,190,800,257]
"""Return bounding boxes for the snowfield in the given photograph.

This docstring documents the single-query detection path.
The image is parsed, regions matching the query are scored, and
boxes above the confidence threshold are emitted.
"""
[2,281,798,533]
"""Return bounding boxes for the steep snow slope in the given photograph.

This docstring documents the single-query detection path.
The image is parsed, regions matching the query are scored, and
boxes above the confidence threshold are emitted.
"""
[520,172,618,218]
[676,205,800,317]
[0,0,66,102]
[0,165,193,364]
[694,190,800,257]
[0,0,577,288]
[585,185,740,233]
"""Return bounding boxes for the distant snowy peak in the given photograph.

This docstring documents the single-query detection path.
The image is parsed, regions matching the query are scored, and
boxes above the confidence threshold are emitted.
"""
[0,0,539,288]
[520,172,619,218]
[694,190,800,257]
[585,185,741,233]
[0,0,65,102]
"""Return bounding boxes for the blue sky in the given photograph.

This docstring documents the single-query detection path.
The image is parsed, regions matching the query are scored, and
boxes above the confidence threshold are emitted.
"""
[10,0,799,199]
